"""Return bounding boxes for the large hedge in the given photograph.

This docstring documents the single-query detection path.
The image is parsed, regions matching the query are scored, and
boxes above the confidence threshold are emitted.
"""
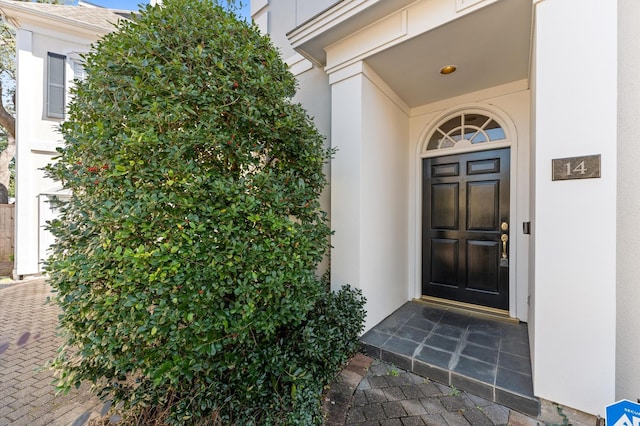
[45,1,365,424]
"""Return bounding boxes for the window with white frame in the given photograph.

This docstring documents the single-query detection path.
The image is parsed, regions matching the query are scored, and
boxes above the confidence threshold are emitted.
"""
[425,112,506,151]
[47,52,66,119]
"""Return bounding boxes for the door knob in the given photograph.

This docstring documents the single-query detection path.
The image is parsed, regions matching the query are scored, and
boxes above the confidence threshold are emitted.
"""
[501,234,509,259]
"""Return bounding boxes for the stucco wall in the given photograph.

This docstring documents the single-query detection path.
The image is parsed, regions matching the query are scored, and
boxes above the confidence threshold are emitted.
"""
[252,0,337,58]
[532,0,617,415]
[290,62,332,274]
[14,27,92,276]
[359,67,409,330]
[616,0,640,402]
[328,63,410,331]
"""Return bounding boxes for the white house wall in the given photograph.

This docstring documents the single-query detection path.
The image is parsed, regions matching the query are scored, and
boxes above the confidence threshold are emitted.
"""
[252,0,337,57]
[329,62,409,331]
[288,57,332,274]
[360,65,409,330]
[616,0,640,403]
[14,27,91,277]
[532,0,617,415]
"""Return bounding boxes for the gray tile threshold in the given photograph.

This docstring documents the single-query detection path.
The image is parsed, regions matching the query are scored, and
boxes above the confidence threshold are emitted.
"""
[360,301,540,417]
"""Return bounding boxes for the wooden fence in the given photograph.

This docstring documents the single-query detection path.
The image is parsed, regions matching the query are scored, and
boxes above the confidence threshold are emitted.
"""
[0,204,14,266]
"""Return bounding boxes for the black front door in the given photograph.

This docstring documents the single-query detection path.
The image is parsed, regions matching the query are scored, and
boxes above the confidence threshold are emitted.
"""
[422,148,510,310]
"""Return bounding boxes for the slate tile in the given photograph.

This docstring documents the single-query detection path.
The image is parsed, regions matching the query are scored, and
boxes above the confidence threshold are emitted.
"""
[460,342,498,365]
[452,356,496,384]
[396,325,430,343]
[415,346,453,369]
[382,337,420,357]
[498,351,532,375]
[501,339,530,357]
[424,334,459,353]
[495,388,539,417]
[432,324,464,339]
[466,331,500,350]
[496,367,534,397]
[450,373,494,401]
[361,329,393,347]
[439,311,472,328]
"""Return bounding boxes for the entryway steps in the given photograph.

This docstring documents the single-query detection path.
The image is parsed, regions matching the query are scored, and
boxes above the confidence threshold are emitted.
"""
[360,301,540,417]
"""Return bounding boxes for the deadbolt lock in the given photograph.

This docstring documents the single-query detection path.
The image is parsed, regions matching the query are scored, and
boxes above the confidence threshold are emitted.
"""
[501,222,509,231]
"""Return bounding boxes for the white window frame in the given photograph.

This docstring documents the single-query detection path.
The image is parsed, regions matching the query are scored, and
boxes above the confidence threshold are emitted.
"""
[47,52,66,119]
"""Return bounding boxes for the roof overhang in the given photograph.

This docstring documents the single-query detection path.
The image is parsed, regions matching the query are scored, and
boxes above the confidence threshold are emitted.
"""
[288,0,419,67]
[0,0,128,41]
[288,0,532,108]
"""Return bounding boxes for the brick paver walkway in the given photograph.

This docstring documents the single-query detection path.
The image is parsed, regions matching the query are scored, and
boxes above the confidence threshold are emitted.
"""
[0,278,596,426]
[0,279,103,426]
[325,355,541,426]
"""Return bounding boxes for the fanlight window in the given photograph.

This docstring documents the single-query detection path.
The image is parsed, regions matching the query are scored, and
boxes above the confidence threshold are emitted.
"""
[426,112,506,150]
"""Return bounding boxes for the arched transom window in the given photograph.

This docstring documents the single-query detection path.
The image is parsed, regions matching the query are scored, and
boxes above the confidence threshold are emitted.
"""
[426,112,506,151]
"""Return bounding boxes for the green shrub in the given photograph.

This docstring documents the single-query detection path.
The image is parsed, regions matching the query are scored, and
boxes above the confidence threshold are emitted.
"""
[44,0,365,424]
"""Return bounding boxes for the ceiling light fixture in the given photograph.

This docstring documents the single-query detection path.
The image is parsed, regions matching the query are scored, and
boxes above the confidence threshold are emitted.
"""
[440,65,457,75]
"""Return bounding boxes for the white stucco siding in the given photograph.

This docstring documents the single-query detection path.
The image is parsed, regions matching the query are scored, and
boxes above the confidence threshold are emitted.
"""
[328,63,410,332]
[359,69,409,331]
[30,32,81,140]
[330,71,363,296]
[533,0,617,415]
[14,27,92,276]
[616,0,640,403]
[289,62,332,274]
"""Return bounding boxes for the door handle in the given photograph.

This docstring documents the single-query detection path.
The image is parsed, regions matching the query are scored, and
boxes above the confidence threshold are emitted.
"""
[501,234,509,259]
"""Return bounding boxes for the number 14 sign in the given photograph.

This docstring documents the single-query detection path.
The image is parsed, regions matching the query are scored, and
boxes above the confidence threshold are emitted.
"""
[552,154,601,181]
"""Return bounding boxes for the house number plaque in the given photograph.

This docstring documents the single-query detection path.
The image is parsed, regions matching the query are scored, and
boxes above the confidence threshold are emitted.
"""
[552,154,601,181]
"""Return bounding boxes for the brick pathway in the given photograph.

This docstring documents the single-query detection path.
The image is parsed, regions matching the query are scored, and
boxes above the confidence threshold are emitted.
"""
[325,355,545,426]
[0,279,103,426]
[1,278,596,426]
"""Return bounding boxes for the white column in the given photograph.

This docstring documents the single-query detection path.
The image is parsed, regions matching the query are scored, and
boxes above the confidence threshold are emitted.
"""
[14,29,38,278]
[329,62,410,332]
[616,0,640,403]
[329,65,363,296]
[532,0,617,415]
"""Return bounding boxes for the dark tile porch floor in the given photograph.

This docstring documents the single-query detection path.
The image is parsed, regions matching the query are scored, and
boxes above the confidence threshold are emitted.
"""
[360,301,540,417]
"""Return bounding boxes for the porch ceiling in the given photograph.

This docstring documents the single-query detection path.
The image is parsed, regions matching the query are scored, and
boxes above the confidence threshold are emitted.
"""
[365,0,532,108]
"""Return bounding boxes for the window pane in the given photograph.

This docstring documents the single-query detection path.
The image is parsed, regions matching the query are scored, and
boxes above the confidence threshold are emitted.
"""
[471,132,488,144]
[484,120,506,140]
[449,127,462,141]
[439,116,461,134]
[427,131,445,150]
[464,113,488,126]
[48,55,64,85]
[48,86,64,117]
[47,53,65,118]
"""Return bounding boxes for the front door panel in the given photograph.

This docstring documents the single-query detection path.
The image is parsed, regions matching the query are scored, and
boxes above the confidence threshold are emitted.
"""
[422,148,510,310]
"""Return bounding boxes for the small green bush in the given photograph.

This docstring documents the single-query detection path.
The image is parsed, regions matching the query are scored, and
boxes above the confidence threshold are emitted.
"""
[44,0,366,424]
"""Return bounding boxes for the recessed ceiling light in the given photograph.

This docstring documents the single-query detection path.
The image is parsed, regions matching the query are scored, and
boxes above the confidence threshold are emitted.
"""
[440,65,457,75]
